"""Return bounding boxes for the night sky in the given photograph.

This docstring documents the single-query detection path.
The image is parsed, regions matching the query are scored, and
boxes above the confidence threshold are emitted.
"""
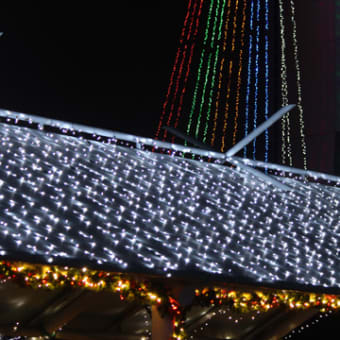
[0,2,187,138]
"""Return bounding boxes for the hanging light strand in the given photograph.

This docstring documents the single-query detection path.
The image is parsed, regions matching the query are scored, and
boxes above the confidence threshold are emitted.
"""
[278,0,292,165]
[264,0,270,162]
[194,0,222,139]
[210,0,232,147]
[221,0,240,152]
[243,0,255,157]
[155,0,193,140]
[164,0,200,140]
[173,0,204,139]
[186,0,215,140]
[202,0,227,143]
[232,0,247,146]
[252,0,261,160]
[290,0,308,169]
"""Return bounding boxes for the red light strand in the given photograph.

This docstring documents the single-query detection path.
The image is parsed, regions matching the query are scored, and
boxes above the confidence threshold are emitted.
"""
[172,0,204,143]
[164,0,199,140]
[155,0,193,140]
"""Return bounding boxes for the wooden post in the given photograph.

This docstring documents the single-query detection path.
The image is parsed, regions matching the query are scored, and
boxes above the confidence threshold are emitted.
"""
[152,305,173,340]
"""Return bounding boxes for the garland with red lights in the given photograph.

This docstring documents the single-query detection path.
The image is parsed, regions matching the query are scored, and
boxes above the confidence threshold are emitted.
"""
[0,261,185,339]
[1,261,339,339]
[194,287,340,313]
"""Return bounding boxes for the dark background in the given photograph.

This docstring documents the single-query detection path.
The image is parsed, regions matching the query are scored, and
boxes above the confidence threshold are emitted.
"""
[0,2,187,137]
[0,2,338,174]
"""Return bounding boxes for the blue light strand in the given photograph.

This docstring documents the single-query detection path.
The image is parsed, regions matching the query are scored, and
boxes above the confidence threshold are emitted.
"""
[252,0,260,160]
[264,0,269,163]
[243,0,255,157]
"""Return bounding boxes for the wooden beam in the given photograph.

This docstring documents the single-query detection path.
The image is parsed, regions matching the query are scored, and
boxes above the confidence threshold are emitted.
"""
[106,302,143,332]
[242,308,318,340]
[55,330,145,340]
[26,288,83,326]
[241,307,287,340]
[43,290,95,334]
[0,326,144,340]
[152,305,173,340]
[0,326,42,337]
[185,307,219,335]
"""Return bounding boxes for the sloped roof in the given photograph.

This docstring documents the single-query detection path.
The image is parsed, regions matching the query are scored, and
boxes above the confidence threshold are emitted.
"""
[0,110,339,293]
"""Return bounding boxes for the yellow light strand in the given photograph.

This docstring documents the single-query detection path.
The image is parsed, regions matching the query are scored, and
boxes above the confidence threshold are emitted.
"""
[278,0,292,166]
[290,0,308,169]
[232,0,247,146]
[221,0,239,152]
[210,0,232,147]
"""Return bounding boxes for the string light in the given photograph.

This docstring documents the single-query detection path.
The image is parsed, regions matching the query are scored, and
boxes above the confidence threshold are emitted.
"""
[0,111,339,295]
[278,0,292,165]
[174,0,204,137]
[194,288,340,313]
[264,0,269,163]
[1,260,339,339]
[243,0,255,157]
[0,261,185,339]
[194,52,213,139]
[155,0,193,140]
[221,0,240,152]
[210,0,232,147]
[202,0,227,143]
[194,0,222,140]
[289,0,308,169]
[252,0,260,160]
[232,0,247,146]
[186,0,215,140]
[165,0,200,140]
[283,311,334,339]
[189,308,261,338]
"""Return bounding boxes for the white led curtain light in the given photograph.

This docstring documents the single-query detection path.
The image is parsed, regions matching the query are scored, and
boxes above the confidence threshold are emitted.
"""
[0,114,338,289]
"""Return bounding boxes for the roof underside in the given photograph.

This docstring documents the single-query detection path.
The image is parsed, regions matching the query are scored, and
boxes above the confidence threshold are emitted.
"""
[0,116,339,292]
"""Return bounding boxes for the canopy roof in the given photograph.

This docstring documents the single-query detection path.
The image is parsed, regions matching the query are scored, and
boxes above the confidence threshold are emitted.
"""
[0,109,339,293]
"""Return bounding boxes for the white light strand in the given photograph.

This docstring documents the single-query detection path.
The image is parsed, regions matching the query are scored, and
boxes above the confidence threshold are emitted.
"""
[278,0,292,166]
[189,309,261,339]
[0,120,338,289]
[283,311,333,339]
[289,0,308,170]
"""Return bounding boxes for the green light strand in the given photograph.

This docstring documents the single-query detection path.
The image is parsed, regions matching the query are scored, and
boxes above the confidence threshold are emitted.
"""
[186,0,215,141]
[203,47,220,143]
[195,52,213,138]
[195,0,221,139]
[202,0,227,143]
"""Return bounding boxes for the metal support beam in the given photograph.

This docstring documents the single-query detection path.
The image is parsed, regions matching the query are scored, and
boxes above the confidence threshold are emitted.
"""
[227,157,291,191]
[225,104,296,157]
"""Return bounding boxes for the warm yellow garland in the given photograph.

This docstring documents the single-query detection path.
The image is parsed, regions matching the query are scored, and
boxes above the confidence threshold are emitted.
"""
[0,260,339,339]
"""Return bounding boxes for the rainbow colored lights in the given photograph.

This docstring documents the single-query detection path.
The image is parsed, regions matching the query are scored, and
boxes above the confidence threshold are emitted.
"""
[156,0,307,166]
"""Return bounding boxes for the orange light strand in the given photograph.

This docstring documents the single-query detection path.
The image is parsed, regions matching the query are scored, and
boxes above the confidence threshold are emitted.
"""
[210,0,232,147]
[221,0,240,152]
[232,0,247,145]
